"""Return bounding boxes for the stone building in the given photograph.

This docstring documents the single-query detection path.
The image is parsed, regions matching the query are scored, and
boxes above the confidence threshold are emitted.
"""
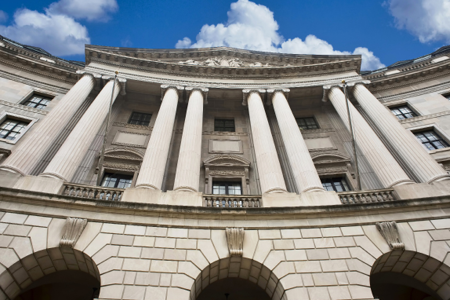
[0,34,450,299]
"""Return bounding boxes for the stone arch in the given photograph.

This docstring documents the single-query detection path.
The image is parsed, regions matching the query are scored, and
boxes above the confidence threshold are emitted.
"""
[190,257,286,300]
[370,250,450,300]
[0,247,100,300]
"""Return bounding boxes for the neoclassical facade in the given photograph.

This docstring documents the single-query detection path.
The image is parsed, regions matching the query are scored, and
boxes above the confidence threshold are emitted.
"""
[0,34,450,299]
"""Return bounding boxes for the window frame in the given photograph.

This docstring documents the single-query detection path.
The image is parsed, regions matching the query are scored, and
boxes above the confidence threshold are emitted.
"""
[409,125,450,152]
[128,112,152,126]
[212,180,243,195]
[0,111,38,144]
[389,104,418,120]
[214,118,235,132]
[320,176,351,193]
[101,172,134,189]
[22,93,53,110]
[296,117,320,130]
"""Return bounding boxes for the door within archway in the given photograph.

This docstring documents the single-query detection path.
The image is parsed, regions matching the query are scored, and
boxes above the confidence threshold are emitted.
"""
[197,277,271,300]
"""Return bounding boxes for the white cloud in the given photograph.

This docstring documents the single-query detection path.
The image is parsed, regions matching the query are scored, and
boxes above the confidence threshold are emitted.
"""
[387,0,450,44]
[0,11,8,23]
[0,8,90,56]
[176,0,385,71]
[49,0,118,22]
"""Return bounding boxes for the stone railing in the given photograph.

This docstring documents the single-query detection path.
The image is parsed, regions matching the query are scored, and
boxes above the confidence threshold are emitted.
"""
[61,183,124,201]
[338,189,396,204]
[203,195,261,208]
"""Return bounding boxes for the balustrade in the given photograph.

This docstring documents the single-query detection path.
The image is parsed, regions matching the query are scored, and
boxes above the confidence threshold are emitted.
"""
[203,195,261,208]
[61,183,124,201]
[338,189,396,204]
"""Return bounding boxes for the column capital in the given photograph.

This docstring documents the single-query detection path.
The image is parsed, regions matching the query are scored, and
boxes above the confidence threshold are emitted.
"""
[185,87,209,104]
[242,89,266,106]
[267,88,290,105]
[160,85,184,101]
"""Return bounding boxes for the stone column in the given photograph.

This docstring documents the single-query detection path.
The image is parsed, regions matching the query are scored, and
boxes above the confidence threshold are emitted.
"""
[353,84,450,183]
[245,90,287,194]
[328,86,413,188]
[0,74,96,175]
[40,78,121,181]
[135,86,181,190]
[271,90,324,193]
[173,88,207,192]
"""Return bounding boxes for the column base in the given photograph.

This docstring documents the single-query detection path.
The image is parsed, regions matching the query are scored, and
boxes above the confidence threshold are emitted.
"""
[0,169,22,188]
[13,175,64,194]
[393,182,450,200]
[173,186,198,192]
[121,188,203,206]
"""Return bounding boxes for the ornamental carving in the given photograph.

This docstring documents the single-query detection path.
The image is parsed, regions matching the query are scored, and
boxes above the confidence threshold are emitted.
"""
[226,228,245,256]
[178,57,270,68]
[209,170,245,176]
[376,221,405,250]
[113,122,152,131]
[103,163,140,171]
[60,217,88,248]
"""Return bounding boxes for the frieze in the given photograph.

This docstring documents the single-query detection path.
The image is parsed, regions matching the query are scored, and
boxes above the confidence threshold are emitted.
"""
[113,122,152,131]
[0,70,70,94]
[104,154,143,161]
[379,81,450,103]
[178,57,270,68]
[0,99,49,115]
[103,162,140,171]
[300,128,335,134]
[209,170,246,176]
[316,166,348,175]
[203,131,247,136]
[111,141,146,149]
[117,129,150,136]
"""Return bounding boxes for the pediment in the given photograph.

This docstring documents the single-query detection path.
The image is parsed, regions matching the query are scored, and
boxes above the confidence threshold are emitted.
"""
[204,154,250,167]
[104,147,144,161]
[311,153,351,165]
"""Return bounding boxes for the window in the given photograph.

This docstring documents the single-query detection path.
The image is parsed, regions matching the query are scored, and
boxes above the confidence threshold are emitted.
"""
[23,94,52,109]
[321,177,350,192]
[212,181,242,195]
[296,117,319,130]
[128,112,152,126]
[0,118,29,140]
[414,130,449,150]
[101,173,133,189]
[214,119,235,132]
[390,105,417,120]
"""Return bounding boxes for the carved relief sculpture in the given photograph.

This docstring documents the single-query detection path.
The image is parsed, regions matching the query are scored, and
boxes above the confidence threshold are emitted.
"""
[60,217,88,248]
[376,221,405,250]
[226,228,245,256]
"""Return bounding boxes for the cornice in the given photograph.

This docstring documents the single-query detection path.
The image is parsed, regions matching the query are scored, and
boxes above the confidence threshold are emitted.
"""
[0,70,70,94]
[86,48,361,79]
[364,56,450,92]
[85,64,363,90]
[378,81,450,103]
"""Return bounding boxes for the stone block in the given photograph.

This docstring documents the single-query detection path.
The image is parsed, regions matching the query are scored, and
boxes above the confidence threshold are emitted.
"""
[166,288,190,300]
[84,233,113,257]
[10,237,33,259]
[273,261,295,278]
[99,285,124,300]
[164,249,187,261]
[155,238,176,248]
[415,231,433,256]
[285,250,307,261]
[2,213,28,224]
[301,228,322,238]
[168,228,188,238]
[394,182,450,200]
[321,260,348,272]
[146,227,167,237]
[348,285,373,299]
[4,224,32,237]
[160,273,171,286]
[121,188,203,206]
[306,249,329,260]
[123,285,145,300]
[334,237,355,247]
[198,239,219,263]
[211,230,228,259]
[102,223,125,234]
[187,250,209,270]
[145,287,166,300]
[341,226,364,236]
[0,235,13,247]
[13,175,64,194]
[429,229,450,240]
[189,229,210,239]
[280,229,301,239]
[242,230,258,259]
[151,260,178,273]
[410,220,435,231]
[264,251,285,270]
[141,248,164,259]
[308,286,331,300]
[0,248,19,268]
[0,169,22,188]
[280,274,303,290]
[321,228,342,237]
[259,230,281,239]
[253,240,273,264]
[98,257,124,274]
[431,219,450,229]
[295,261,322,273]
[328,286,351,300]
[176,239,197,250]
[112,235,135,246]
[136,272,160,286]
[314,238,335,249]
[172,274,194,290]
[294,239,315,249]
[285,287,309,299]
[313,273,337,286]
[118,246,141,258]
[133,236,155,247]
[25,215,52,227]
[274,239,294,250]
[101,270,125,285]
[178,261,201,279]
[74,222,102,252]
[125,225,146,236]
[123,258,150,271]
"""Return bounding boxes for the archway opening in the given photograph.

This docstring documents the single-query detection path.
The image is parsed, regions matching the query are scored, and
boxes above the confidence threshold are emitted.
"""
[14,269,100,300]
[197,277,271,300]
[0,247,101,300]
[371,250,449,300]
[191,257,285,300]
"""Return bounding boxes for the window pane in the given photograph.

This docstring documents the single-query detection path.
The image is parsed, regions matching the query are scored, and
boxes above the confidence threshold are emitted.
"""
[390,105,416,120]
[128,112,152,126]
[296,117,319,129]
[414,130,449,150]
[24,95,52,109]
[215,119,235,132]
[0,119,29,140]
[101,173,133,189]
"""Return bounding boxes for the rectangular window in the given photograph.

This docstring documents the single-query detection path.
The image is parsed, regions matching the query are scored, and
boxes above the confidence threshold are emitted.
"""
[414,130,449,150]
[214,119,235,132]
[101,173,133,189]
[296,117,319,130]
[23,94,52,109]
[0,118,29,141]
[390,105,417,120]
[321,177,350,192]
[128,112,152,126]
[212,181,242,195]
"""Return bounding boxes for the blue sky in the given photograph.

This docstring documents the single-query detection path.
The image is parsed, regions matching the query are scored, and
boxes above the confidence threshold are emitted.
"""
[1,0,450,70]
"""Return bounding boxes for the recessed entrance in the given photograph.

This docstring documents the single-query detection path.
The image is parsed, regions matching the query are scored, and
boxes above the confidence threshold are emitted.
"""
[197,277,271,300]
